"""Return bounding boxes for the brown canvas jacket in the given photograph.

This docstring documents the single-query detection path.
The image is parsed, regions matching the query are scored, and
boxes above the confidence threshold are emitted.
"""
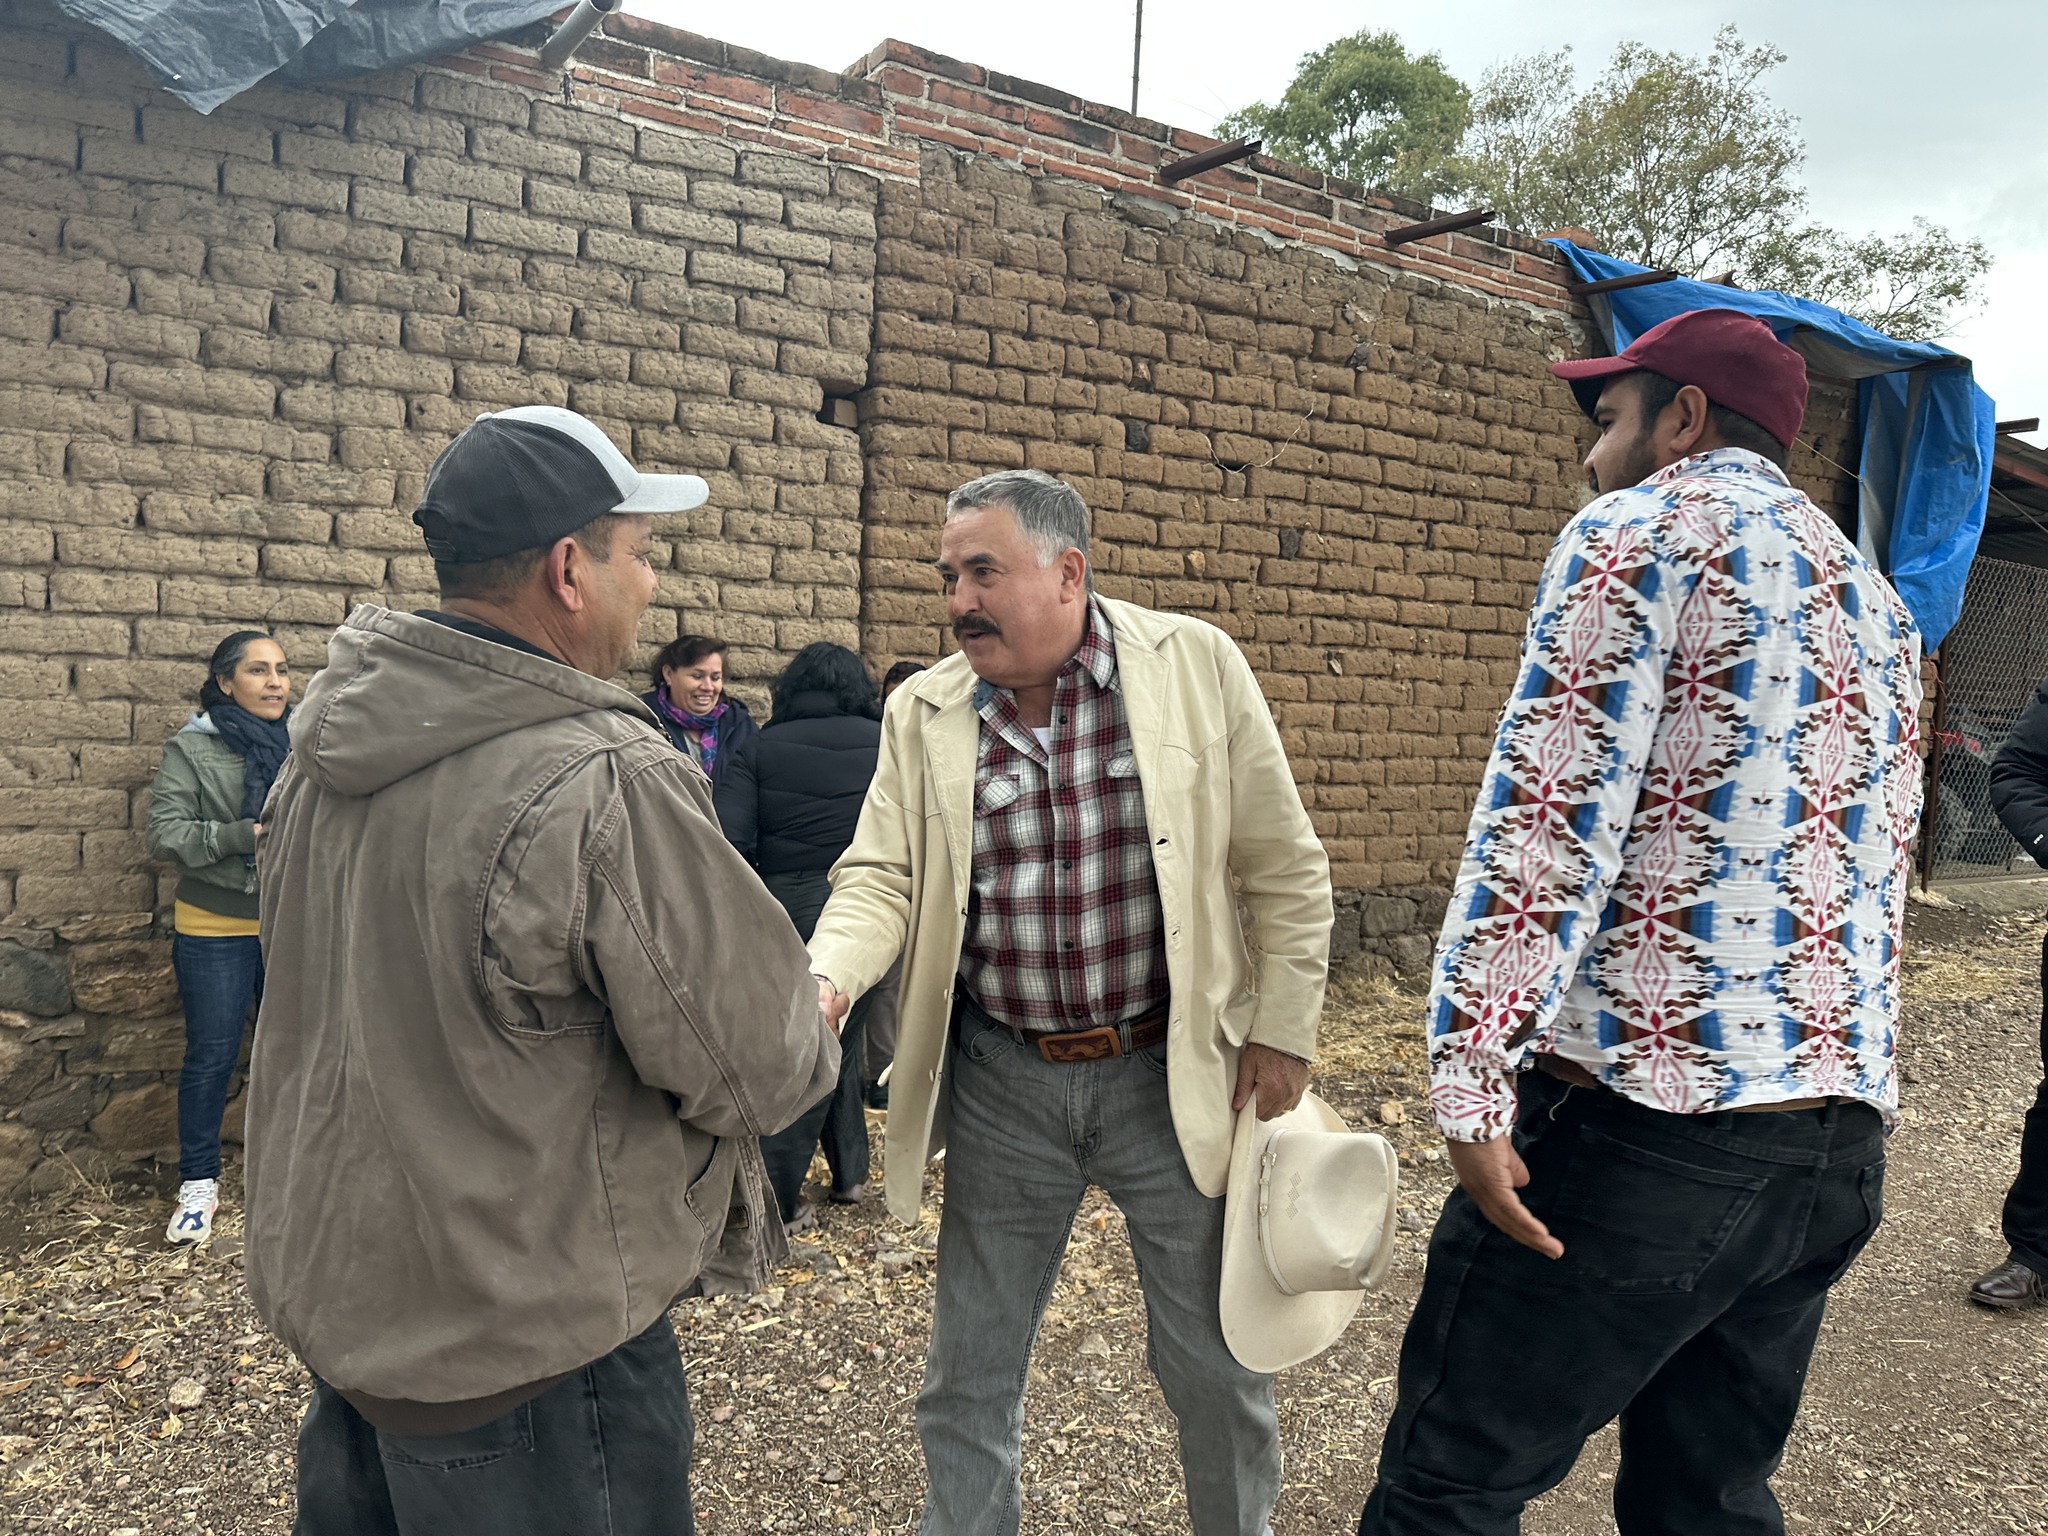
[246,606,837,1411]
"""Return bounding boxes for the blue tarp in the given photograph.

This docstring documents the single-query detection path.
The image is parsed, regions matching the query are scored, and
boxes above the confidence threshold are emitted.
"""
[1552,242,1994,649]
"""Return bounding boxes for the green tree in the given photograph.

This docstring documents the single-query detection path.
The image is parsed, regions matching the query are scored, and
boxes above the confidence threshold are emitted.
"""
[1218,29,1469,203]
[1743,219,1993,343]
[1228,25,1993,342]
[1460,30,1805,276]
[1455,27,1989,341]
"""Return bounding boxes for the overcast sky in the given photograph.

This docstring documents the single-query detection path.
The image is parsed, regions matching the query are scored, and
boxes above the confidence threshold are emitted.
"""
[636,0,2047,443]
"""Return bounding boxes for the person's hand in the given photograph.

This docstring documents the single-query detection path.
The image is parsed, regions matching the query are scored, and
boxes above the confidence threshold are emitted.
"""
[815,975,849,1037]
[1232,1042,1310,1120]
[1446,1134,1563,1258]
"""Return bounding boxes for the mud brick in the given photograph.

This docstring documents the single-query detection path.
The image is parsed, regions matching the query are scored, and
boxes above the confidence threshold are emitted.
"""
[221,160,348,212]
[530,100,635,152]
[634,204,738,246]
[267,464,397,505]
[402,314,521,364]
[0,341,102,389]
[260,546,388,585]
[78,133,220,192]
[280,385,406,428]
[274,212,405,265]
[527,182,633,229]
[688,250,785,292]
[636,129,736,174]
[349,99,466,154]
[584,228,691,277]
[470,126,582,177]
[352,183,468,237]
[198,329,333,377]
[279,133,407,182]
[48,571,156,615]
[418,72,529,127]
[409,154,522,207]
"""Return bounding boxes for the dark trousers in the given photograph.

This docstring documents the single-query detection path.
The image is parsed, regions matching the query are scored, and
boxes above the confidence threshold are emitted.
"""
[2000,930,2048,1274]
[757,868,872,1219]
[171,932,262,1181]
[294,1315,693,1536]
[1361,1071,1885,1536]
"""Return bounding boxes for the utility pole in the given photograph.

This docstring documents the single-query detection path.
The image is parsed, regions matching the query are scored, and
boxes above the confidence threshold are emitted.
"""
[1130,0,1143,116]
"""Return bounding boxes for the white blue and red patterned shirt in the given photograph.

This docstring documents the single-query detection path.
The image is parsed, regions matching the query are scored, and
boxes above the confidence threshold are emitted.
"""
[1427,448,1924,1142]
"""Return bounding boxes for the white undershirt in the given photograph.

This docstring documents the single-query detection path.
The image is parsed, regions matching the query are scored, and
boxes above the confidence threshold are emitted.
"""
[1031,726,1052,753]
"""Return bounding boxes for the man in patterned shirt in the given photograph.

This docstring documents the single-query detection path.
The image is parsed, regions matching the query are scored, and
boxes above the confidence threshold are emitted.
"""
[809,469,1333,1535]
[1360,310,1923,1536]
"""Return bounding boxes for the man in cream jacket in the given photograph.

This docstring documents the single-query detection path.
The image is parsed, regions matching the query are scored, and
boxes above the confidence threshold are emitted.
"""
[809,469,1332,1536]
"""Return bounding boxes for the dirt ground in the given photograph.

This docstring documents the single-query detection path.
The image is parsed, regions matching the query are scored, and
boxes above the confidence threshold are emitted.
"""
[2,902,2046,1534]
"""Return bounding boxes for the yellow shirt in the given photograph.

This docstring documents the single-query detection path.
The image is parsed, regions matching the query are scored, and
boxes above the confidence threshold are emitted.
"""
[173,900,261,938]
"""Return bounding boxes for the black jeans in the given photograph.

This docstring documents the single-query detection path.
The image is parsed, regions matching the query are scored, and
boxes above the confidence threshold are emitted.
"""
[757,868,871,1218]
[1360,1071,1885,1536]
[2000,930,2048,1274]
[294,1315,693,1535]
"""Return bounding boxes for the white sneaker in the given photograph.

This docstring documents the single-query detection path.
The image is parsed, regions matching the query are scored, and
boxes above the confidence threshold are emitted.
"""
[166,1179,219,1246]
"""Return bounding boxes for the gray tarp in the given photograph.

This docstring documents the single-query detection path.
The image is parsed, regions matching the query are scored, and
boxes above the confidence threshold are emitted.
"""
[53,0,564,113]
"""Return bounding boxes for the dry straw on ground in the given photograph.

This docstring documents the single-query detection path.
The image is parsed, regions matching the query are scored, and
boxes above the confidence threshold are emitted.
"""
[2,910,2045,1533]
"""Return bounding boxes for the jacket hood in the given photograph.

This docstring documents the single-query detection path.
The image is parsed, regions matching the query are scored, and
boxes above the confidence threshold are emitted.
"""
[292,606,661,798]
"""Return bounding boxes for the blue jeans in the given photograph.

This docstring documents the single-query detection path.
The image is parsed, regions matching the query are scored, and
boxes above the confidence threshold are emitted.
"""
[293,1314,694,1535]
[171,933,263,1181]
[1359,1070,1885,1536]
[917,1010,1279,1536]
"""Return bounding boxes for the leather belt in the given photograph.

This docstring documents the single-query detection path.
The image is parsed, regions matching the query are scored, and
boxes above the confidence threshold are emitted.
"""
[1534,1053,1837,1114]
[958,988,1169,1064]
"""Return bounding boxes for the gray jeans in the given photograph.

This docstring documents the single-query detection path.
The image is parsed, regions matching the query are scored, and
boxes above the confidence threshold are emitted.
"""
[916,1013,1279,1535]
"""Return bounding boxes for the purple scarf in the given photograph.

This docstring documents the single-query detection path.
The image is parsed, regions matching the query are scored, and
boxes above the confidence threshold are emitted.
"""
[654,687,728,774]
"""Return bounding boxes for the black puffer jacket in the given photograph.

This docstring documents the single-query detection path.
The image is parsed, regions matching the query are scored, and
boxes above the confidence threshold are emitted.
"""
[715,691,880,875]
[1991,676,2048,868]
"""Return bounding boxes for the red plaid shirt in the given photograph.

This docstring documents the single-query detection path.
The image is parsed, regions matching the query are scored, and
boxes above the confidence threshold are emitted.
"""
[959,600,1169,1032]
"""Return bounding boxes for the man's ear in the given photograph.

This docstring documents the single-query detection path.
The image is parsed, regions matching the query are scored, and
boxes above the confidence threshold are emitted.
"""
[1666,384,1714,457]
[1059,546,1089,600]
[541,534,587,614]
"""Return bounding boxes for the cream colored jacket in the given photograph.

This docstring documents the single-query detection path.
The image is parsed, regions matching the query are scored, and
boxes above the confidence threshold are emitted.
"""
[808,598,1333,1223]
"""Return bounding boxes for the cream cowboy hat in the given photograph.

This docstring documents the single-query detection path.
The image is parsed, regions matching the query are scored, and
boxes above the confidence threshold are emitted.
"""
[1220,1092,1398,1373]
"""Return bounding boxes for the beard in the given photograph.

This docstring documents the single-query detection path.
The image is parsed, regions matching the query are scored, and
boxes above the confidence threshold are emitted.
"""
[1585,429,1664,505]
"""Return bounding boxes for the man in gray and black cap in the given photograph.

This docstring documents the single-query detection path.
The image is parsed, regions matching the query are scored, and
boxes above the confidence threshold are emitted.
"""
[246,407,839,1533]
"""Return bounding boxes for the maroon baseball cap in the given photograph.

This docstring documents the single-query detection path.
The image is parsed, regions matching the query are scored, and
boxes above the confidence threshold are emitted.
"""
[1551,308,1808,450]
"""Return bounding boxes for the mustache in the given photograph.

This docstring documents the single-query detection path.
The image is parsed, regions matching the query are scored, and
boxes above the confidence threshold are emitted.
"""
[952,616,1001,640]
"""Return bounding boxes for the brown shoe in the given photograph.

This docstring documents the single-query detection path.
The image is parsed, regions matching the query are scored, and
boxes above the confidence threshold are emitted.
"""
[1968,1256,2047,1309]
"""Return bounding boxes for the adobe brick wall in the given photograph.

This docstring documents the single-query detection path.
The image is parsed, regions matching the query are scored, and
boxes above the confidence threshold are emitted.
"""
[0,0,1858,1195]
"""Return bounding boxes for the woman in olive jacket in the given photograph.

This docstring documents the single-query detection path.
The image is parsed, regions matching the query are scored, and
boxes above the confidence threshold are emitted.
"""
[145,631,292,1247]
[717,642,882,1230]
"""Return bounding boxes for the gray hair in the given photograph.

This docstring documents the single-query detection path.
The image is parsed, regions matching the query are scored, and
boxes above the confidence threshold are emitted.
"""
[945,469,1090,570]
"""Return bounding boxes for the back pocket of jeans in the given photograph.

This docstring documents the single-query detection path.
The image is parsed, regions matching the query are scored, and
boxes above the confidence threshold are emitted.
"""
[1548,1125,1767,1294]
[379,1403,534,1471]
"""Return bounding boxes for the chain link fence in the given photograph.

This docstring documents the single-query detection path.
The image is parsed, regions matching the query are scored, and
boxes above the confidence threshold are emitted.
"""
[1925,556,2048,884]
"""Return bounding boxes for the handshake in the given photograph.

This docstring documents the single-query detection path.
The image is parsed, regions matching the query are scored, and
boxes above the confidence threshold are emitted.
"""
[814,974,851,1035]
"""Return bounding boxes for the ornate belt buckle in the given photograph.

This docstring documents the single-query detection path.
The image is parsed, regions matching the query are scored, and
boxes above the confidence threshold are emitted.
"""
[1040,1027,1115,1064]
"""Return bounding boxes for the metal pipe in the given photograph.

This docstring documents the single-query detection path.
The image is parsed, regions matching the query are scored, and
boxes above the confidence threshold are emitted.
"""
[1130,0,1143,117]
[539,0,624,71]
